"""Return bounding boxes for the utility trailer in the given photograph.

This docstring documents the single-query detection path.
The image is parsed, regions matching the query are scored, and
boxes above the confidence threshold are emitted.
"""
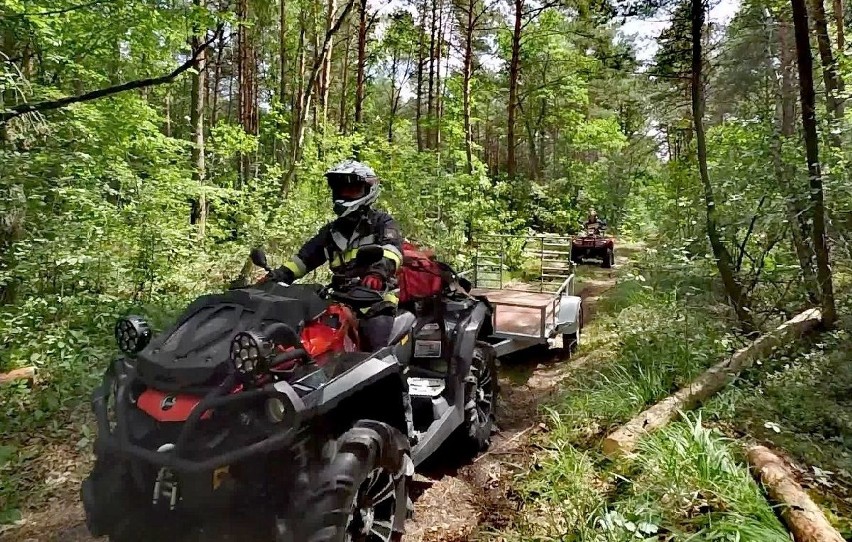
[464,234,583,357]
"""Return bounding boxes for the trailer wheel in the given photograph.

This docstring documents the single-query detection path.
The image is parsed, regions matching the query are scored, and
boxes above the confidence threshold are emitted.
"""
[563,304,583,356]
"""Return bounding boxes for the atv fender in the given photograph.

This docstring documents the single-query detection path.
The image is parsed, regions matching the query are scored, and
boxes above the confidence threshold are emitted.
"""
[452,301,491,376]
[555,295,582,335]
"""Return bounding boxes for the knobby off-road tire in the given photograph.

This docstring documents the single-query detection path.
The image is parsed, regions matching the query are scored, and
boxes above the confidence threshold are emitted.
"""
[292,421,411,542]
[81,457,188,542]
[459,342,499,453]
[563,303,583,357]
[602,247,614,269]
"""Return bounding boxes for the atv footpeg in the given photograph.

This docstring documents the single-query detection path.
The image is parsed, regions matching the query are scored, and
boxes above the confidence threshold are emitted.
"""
[152,467,180,510]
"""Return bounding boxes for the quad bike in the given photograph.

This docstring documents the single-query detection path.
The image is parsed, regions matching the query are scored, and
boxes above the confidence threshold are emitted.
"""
[571,223,615,268]
[81,244,498,542]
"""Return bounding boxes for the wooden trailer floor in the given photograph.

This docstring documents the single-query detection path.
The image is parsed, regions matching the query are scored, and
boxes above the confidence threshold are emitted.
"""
[471,289,556,337]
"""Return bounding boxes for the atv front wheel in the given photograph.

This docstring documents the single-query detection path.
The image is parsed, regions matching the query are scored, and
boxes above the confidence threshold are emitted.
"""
[82,458,187,542]
[602,247,614,269]
[460,342,499,452]
[295,422,410,542]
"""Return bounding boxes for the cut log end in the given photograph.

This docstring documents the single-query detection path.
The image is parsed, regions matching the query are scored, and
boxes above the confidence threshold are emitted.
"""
[747,445,845,542]
[0,366,36,386]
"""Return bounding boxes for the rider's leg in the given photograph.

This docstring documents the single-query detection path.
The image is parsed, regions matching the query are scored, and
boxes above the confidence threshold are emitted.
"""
[359,312,393,351]
[360,310,417,444]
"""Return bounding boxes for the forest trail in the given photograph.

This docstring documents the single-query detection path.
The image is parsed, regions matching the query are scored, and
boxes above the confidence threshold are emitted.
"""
[402,246,634,541]
[0,246,634,542]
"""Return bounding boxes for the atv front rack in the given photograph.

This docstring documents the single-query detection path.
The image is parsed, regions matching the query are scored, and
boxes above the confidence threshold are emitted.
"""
[92,360,305,473]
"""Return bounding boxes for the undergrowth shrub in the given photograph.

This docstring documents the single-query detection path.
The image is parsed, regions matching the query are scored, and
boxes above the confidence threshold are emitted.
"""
[546,272,730,443]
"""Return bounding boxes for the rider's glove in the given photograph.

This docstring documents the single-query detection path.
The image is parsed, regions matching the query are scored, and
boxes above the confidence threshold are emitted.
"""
[361,274,384,291]
[267,266,295,285]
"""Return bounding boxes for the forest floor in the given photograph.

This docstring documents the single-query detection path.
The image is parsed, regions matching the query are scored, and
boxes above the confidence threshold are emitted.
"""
[0,245,632,542]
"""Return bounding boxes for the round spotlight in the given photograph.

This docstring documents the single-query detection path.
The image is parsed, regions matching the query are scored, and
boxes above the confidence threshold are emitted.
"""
[265,397,287,423]
[229,331,272,380]
[115,316,151,355]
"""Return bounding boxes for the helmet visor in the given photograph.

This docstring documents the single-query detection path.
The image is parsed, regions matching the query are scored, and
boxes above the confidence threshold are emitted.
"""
[327,173,367,202]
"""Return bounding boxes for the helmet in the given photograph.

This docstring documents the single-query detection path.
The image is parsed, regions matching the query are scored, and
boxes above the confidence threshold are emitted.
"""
[324,160,380,217]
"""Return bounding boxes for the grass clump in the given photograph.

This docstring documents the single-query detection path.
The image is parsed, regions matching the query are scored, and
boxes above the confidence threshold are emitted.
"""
[604,414,789,541]
[547,275,730,445]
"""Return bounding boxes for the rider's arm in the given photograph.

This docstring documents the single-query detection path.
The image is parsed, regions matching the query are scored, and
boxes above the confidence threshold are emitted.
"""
[366,213,403,280]
[281,225,332,280]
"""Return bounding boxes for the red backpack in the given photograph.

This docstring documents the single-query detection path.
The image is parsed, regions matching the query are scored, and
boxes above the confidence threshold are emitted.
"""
[397,241,447,303]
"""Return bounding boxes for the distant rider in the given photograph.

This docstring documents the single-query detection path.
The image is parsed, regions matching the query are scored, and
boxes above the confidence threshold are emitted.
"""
[267,160,403,352]
[584,208,606,233]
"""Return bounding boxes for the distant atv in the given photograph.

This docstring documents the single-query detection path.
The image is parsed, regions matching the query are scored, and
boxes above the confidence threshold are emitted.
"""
[81,244,498,542]
[571,223,615,268]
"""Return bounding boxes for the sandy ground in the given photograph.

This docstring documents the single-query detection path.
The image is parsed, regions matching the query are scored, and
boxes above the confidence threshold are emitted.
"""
[0,250,629,542]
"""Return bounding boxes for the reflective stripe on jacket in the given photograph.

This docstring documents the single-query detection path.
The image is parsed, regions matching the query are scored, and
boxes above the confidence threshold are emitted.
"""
[283,209,403,293]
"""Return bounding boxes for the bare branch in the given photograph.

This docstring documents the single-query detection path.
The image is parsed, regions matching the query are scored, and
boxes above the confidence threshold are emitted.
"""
[1,27,224,124]
[13,0,108,17]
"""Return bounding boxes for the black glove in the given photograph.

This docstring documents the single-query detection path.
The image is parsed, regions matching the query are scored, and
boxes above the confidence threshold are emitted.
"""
[267,266,295,285]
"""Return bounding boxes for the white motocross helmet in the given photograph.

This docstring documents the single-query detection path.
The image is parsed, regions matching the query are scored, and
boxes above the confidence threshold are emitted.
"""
[324,160,380,218]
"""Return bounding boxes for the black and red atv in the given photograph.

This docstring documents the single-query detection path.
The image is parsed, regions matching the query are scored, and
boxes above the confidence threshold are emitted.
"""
[571,223,615,268]
[81,245,498,541]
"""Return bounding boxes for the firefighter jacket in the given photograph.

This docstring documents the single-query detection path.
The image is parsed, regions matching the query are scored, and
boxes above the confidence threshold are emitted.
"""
[282,209,403,296]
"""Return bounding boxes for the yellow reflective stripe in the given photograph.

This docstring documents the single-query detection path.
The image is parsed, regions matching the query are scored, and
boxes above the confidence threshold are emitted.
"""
[383,292,399,305]
[382,247,402,267]
[283,260,305,279]
[330,246,401,269]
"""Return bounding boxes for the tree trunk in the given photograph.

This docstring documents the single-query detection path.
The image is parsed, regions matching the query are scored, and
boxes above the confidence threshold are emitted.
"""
[211,31,224,126]
[388,52,399,142]
[164,90,172,137]
[283,0,357,189]
[792,0,838,326]
[434,0,444,150]
[354,0,367,127]
[319,0,336,127]
[237,0,254,186]
[833,0,845,50]
[339,21,351,134]
[190,1,207,237]
[415,0,427,151]
[279,0,288,105]
[507,0,522,179]
[691,0,755,334]
[292,15,307,164]
[773,18,820,304]
[810,0,845,143]
[426,0,437,148]
[461,0,474,174]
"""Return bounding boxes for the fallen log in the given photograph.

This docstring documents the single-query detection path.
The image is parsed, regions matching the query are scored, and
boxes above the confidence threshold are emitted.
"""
[602,308,822,457]
[0,366,36,386]
[747,445,844,542]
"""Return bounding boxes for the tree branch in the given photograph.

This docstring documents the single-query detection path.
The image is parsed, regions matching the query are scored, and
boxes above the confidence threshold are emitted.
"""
[735,195,767,272]
[1,27,223,125]
[14,0,108,17]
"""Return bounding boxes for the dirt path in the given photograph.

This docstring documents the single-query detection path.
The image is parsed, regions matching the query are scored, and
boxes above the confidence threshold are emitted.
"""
[1,251,629,542]
[401,255,626,542]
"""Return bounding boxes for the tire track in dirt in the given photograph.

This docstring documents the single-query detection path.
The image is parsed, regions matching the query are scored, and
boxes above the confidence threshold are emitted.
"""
[402,256,626,542]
